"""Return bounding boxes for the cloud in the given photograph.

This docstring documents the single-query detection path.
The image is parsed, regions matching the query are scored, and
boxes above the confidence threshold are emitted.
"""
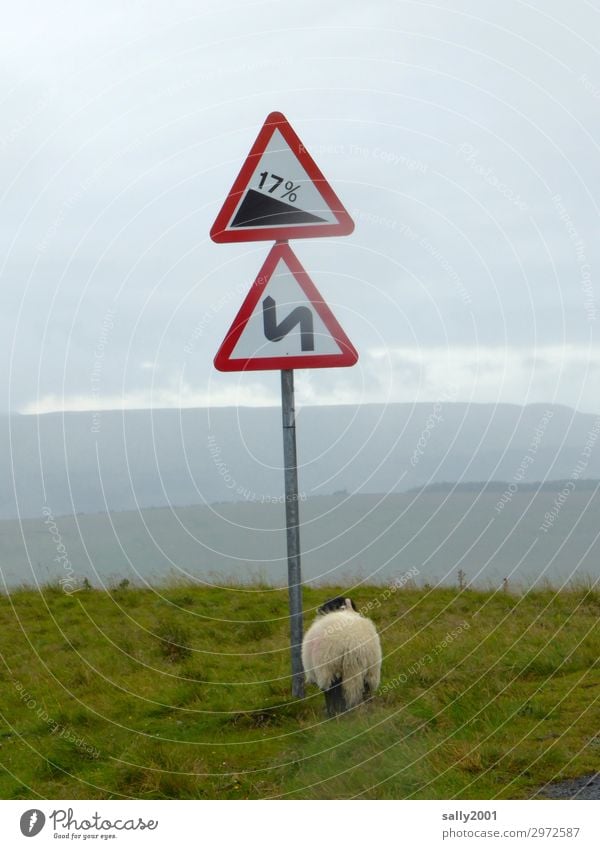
[20,344,600,415]
[369,344,600,412]
[2,1,600,415]
[21,381,280,415]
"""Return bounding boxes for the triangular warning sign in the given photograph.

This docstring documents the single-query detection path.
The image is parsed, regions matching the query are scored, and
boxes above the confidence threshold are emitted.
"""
[210,112,355,243]
[214,243,358,371]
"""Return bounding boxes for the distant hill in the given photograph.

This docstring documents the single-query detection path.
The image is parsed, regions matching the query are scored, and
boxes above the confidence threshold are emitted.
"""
[2,487,599,590]
[409,479,600,494]
[2,402,599,519]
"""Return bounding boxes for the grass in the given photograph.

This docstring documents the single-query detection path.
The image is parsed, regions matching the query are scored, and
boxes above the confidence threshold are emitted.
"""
[0,580,599,799]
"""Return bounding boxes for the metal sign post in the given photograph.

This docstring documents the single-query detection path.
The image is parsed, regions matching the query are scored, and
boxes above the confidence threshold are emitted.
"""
[280,368,304,698]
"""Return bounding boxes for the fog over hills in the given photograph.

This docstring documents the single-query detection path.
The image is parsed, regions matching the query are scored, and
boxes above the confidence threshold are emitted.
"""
[3,488,600,591]
[2,402,600,589]
[2,402,600,520]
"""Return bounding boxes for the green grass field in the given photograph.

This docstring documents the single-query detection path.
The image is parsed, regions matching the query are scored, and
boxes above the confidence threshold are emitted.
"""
[0,581,599,799]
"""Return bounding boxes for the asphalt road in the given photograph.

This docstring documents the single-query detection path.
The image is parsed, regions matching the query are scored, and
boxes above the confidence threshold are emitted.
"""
[539,774,600,800]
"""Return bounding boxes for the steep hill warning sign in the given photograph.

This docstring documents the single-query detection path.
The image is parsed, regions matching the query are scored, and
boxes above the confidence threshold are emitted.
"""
[210,112,355,243]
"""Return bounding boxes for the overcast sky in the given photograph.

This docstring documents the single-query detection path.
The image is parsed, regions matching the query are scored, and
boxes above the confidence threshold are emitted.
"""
[2,0,599,415]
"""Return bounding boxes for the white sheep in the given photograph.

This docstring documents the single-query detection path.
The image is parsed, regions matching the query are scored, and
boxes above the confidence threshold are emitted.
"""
[302,597,382,716]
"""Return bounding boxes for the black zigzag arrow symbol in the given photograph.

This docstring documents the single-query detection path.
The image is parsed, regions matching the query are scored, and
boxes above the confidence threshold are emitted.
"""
[262,296,315,351]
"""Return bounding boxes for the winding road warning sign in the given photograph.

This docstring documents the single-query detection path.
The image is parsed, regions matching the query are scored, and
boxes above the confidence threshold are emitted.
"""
[214,242,358,371]
[210,112,355,242]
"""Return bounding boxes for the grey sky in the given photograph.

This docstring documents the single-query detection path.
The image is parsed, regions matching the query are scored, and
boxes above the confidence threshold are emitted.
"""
[2,0,599,414]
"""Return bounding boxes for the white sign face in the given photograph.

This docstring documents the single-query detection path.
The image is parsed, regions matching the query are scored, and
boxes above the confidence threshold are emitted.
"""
[214,243,358,372]
[231,255,340,359]
[227,129,339,230]
[210,111,355,243]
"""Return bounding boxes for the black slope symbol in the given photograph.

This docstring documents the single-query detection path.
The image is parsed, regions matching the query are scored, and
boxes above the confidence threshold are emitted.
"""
[231,189,327,228]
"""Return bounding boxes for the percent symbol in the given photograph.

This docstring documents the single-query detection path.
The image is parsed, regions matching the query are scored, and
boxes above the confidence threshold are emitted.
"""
[282,181,300,202]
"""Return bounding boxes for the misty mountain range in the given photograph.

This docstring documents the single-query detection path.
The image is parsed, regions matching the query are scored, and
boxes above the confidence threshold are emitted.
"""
[2,402,599,520]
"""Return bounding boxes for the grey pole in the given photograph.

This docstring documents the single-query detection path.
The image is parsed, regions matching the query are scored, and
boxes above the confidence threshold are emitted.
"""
[280,368,305,698]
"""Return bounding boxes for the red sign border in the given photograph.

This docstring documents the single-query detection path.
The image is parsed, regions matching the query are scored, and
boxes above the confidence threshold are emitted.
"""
[210,112,355,243]
[214,243,358,371]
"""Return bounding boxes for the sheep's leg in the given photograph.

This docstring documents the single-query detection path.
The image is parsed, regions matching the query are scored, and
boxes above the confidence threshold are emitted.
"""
[324,677,346,716]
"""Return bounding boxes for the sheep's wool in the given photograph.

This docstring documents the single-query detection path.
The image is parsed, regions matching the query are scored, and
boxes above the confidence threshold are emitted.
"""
[302,610,382,709]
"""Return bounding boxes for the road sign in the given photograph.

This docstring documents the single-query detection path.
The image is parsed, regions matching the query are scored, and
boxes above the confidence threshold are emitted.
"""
[214,242,358,371]
[210,112,355,243]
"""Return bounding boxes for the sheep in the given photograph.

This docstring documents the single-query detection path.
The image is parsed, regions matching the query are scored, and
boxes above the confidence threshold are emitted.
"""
[302,596,382,716]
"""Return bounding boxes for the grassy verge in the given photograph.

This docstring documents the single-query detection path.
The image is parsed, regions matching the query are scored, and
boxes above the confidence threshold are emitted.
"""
[0,581,599,799]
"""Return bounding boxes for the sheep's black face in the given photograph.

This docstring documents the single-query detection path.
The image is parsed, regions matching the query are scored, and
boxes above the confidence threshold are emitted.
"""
[318,597,357,615]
